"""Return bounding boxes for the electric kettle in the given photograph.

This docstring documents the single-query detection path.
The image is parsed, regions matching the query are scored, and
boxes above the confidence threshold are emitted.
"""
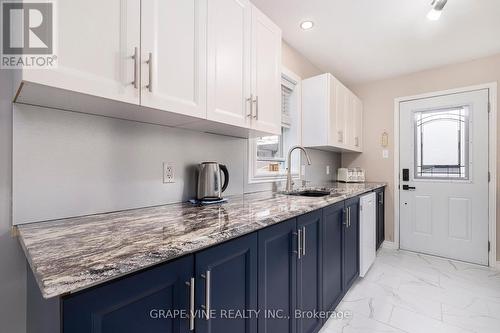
[196,162,229,201]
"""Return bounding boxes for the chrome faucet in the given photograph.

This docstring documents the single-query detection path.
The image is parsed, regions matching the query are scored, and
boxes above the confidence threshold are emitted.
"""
[286,145,312,192]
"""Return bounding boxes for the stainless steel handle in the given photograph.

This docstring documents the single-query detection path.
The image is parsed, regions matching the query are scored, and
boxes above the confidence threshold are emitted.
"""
[253,96,259,119]
[246,94,254,117]
[201,271,211,320]
[338,131,343,143]
[185,278,195,330]
[297,229,302,259]
[348,207,351,228]
[131,47,138,89]
[146,52,153,92]
[301,226,306,257]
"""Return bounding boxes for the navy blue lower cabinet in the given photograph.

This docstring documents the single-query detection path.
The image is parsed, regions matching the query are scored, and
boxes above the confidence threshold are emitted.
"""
[343,197,360,291]
[195,233,258,333]
[322,202,344,314]
[258,218,297,333]
[63,255,194,333]
[296,211,323,333]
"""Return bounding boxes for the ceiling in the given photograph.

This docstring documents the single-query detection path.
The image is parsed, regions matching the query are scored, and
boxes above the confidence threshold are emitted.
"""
[252,0,500,85]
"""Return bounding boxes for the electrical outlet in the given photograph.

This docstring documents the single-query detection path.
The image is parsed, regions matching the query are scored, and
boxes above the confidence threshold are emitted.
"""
[163,162,175,183]
[326,165,330,175]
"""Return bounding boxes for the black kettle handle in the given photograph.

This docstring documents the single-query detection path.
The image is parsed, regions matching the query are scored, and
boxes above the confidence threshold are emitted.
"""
[220,164,229,193]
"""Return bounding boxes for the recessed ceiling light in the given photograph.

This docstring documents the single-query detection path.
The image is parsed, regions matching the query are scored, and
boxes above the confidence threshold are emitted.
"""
[300,21,314,30]
[427,0,447,21]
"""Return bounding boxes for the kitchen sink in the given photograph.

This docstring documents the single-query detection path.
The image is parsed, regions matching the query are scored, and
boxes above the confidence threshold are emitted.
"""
[287,190,332,197]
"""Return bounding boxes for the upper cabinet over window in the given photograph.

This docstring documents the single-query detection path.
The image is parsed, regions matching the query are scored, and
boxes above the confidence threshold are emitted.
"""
[12,0,281,138]
[302,73,363,152]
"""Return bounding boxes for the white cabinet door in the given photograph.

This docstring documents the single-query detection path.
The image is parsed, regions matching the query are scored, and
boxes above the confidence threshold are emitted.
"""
[250,6,281,135]
[346,92,356,149]
[22,0,140,105]
[141,0,207,119]
[207,0,252,128]
[353,95,363,151]
[331,79,348,147]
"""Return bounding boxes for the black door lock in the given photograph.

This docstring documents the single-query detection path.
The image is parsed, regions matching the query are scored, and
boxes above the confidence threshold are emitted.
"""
[402,185,416,191]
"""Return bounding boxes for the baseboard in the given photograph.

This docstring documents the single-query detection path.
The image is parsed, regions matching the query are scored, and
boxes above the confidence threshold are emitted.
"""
[381,241,398,250]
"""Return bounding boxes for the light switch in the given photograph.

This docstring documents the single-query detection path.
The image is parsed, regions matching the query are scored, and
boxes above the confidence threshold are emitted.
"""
[382,149,389,159]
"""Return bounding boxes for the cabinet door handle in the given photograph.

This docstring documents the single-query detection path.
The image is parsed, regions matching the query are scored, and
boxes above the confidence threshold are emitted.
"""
[338,131,343,143]
[301,226,306,256]
[348,207,351,228]
[146,52,153,92]
[297,229,302,259]
[253,96,259,119]
[185,278,195,331]
[201,271,211,320]
[246,94,254,118]
[355,137,359,147]
[131,47,138,89]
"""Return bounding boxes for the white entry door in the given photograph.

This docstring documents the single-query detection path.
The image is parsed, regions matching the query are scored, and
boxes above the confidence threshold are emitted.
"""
[399,89,489,265]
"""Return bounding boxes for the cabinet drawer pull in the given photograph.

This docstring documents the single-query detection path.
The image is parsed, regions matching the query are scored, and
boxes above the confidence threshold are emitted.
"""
[146,52,153,92]
[201,271,211,320]
[131,47,138,89]
[301,226,306,257]
[185,278,195,330]
[246,94,254,118]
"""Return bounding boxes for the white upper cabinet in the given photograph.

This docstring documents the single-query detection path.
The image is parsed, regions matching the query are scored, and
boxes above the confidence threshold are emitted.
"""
[206,0,252,128]
[250,5,282,135]
[13,0,282,138]
[140,0,207,119]
[302,73,363,152]
[20,0,141,105]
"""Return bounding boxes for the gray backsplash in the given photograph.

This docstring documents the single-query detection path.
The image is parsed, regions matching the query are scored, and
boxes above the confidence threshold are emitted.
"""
[13,104,340,224]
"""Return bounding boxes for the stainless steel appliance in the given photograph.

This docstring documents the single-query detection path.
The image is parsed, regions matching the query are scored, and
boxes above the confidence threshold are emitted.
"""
[337,167,365,183]
[196,162,229,201]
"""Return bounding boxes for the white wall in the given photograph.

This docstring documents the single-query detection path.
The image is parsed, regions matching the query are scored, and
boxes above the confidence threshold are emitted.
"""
[0,71,27,333]
[342,52,500,260]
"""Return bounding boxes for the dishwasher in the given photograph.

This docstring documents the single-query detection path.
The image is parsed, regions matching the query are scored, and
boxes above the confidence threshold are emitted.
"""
[359,192,376,277]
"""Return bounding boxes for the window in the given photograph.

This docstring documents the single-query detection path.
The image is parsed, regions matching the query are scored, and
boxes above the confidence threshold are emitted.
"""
[248,70,301,183]
[414,106,470,180]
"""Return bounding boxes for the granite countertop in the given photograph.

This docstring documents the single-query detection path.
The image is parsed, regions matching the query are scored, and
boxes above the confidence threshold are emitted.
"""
[17,182,385,299]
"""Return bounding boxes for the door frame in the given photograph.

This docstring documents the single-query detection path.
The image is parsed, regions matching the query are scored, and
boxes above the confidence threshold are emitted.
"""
[393,82,497,267]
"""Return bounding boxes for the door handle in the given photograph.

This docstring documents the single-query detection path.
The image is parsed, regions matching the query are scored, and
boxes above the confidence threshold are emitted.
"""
[402,185,416,191]
[296,229,302,259]
[146,52,153,92]
[185,278,195,330]
[348,207,351,228]
[246,94,254,118]
[253,96,259,119]
[301,226,306,257]
[201,271,211,320]
[131,47,138,89]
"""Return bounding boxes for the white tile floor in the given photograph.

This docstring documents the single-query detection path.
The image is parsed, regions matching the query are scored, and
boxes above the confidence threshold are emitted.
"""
[320,249,500,333]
